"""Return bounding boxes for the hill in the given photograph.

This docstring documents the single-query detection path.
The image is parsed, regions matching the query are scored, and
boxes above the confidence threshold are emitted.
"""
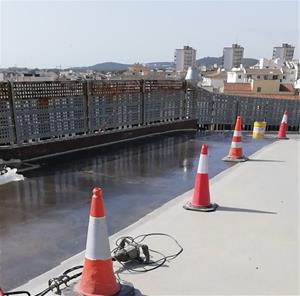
[197,56,258,67]
[69,62,131,72]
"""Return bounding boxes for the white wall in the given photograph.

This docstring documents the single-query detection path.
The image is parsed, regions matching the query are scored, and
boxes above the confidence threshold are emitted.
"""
[223,48,233,70]
[227,71,247,83]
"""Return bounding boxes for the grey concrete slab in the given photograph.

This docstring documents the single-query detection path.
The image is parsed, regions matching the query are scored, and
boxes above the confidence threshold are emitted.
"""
[15,135,299,295]
[0,132,273,289]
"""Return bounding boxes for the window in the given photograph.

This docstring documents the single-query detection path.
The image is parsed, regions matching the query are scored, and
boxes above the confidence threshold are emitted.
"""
[257,87,261,92]
[283,75,286,79]
[257,75,261,79]
[238,75,242,79]
[247,75,252,79]
[264,75,268,80]
[273,75,278,80]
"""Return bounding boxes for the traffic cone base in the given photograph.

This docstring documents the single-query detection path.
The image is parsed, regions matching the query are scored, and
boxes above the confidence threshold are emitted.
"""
[222,155,248,162]
[67,281,135,296]
[76,259,120,296]
[183,201,218,212]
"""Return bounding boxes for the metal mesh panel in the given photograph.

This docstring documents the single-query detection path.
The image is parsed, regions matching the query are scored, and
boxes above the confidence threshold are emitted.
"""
[0,83,15,145]
[195,88,300,129]
[194,88,213,124]
[286,100,300,127]
[237,96,268,125]
[211,94,237,125]
[89,80,142,130]
[12,82,86,143]
[144,80,185,123]
[263,98,299,126]
[1,81,300,147]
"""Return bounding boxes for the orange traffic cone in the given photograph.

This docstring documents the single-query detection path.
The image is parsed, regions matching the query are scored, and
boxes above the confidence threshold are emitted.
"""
[223,116,248,162]
[277,110,289,139]
[76,188,134,296]
[184,144,218,212]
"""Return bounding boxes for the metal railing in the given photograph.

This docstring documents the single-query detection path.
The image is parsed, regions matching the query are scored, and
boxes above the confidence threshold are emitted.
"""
[0,80,299,146]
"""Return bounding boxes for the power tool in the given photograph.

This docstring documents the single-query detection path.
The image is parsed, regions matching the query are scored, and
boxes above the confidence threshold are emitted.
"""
[112,237,150,263]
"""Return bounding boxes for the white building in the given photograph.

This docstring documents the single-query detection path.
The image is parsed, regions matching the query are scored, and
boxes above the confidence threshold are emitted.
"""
[227,66,247,83]
[174,46,196,72]
[272,43,295,61]
[222,43,244,70]
[254,58,284,69]
[282,61,299,84]
[251,58,299,85]
[201,68,227,92]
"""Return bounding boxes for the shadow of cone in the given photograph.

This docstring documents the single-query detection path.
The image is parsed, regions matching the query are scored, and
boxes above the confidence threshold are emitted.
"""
[184,144,218,212]
[75,188,135,296]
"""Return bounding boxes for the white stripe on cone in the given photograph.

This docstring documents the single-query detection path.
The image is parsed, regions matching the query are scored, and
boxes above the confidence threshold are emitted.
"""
[281,114,288,124]
[233,130,242,137]
[197,154,208,174]
[85,216,111,260]
[231,141,242,148]
[253,127,264,132]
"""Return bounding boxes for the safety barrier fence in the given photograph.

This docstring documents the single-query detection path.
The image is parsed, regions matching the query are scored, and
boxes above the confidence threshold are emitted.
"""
[0,80,299,146]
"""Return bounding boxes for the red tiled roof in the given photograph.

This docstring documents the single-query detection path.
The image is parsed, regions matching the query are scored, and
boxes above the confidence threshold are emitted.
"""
[224,92,300,100]
[279,84,294,92]
[224,82,252,92]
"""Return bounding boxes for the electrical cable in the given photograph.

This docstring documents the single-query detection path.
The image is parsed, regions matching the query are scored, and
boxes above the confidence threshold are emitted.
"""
[34,265,83,296]
[2,233,182,296]
[111,232,183,273]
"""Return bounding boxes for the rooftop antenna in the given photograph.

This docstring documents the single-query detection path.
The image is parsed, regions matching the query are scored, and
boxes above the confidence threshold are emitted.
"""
[235,34,239,45]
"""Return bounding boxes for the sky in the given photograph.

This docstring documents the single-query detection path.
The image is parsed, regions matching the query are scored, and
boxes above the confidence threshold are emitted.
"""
[0,0,299,68]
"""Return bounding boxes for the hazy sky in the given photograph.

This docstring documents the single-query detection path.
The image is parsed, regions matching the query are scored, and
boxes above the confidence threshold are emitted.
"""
[0,0,299,68]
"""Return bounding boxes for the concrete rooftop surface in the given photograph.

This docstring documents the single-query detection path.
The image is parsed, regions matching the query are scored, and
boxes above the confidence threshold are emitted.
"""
[16,135,299,295]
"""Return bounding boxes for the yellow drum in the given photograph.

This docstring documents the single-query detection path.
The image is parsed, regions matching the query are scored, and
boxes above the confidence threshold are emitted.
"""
[252,121,266,139]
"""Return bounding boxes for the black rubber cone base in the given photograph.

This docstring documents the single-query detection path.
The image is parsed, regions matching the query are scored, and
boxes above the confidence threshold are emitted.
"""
[115,281,136,296]
[277,137,289,140]
[222,156,248,162]
[183,201,218,212]
[63,281,136,296]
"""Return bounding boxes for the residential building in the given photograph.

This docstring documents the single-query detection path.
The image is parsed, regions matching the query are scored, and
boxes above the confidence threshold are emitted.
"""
[174,46,196,72]
[281,61,299,84]
[225,65,297,95]
[245,68,283,82]
[227,66,247,83]
[128,63,151,76]
[201,68,227,92]
[222,43,244,70]
[272,43,295,61]
[224,79,295,96]
[253,58,283,69]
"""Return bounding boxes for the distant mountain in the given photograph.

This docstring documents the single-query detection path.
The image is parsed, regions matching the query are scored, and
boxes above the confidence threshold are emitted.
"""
[196,57,223,66]
[69,62,131,72]
[241,58,259,67]
[145,62,175,69]
[196,56,258,67]
[1,57,259,73]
